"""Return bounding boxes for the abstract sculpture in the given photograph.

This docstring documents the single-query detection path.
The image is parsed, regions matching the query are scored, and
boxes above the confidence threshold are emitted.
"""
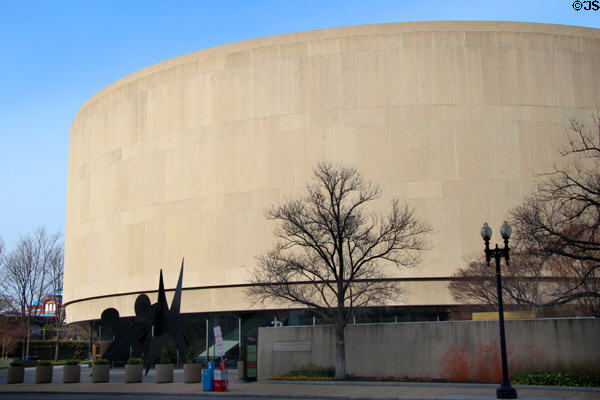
[100,259,187,374]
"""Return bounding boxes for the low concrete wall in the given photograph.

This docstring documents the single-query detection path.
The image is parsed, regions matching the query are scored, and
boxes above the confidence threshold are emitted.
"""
[258,318,600,381]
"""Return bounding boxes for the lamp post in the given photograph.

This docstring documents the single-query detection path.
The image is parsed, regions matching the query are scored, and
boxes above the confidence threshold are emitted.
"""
[481,221,518,399]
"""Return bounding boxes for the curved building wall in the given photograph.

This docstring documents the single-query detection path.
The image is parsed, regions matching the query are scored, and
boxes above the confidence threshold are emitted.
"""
[65,21,600,323]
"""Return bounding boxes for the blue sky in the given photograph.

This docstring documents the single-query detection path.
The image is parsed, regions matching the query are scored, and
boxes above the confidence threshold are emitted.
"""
[0,0,598,249]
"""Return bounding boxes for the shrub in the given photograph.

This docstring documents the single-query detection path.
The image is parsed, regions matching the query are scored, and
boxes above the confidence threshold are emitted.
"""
[37,360,52,366]
[439,341,521,382]
[513,372,600,388]
[158,347,170,364]
[439,345,471,381]
[9,360,24,367]
[185,346,196,364]
[126,357,143,365]
[94,358,109,365]
[64,360,79,366]
[275,363,335,379]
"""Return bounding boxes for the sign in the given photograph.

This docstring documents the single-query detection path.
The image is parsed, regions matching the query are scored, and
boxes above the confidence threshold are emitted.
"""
[213,326,225,357]
[244,335,257,381]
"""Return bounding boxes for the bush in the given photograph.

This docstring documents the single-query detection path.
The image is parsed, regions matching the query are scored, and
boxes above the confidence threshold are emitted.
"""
[17,340,88,361]
[185,346,196,364]
[64,360,79,366]
[94,358,109,365]
[9,360,24,367]
[158,347,170,364]
[513,372,600,388]
[271,363,335,380]
[126,357,143,365]
[37,360,52,366]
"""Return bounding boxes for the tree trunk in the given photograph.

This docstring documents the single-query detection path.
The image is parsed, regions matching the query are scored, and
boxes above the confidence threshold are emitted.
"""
[54,335,59,361]
[334,324,346,380]
[25,318,31,358]
[54,310,61,361]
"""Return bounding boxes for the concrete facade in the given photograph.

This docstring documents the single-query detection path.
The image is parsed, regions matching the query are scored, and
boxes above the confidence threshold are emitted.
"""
[65,21,600,323]
[257,318,600,380]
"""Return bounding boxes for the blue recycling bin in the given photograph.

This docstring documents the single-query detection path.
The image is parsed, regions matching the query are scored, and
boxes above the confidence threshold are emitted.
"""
[202,368,214,391]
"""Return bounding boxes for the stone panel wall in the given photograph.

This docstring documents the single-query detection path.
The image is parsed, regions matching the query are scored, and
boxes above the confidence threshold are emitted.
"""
[257,318,600,381]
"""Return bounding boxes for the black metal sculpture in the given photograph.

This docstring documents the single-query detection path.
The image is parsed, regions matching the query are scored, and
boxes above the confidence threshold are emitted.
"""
[100,259,187,374]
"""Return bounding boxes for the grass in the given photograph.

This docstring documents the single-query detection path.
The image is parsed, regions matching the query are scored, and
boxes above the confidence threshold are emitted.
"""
[269,364,335,381]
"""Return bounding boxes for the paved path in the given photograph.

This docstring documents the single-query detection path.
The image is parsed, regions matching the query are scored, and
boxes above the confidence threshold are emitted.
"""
[1,366,598,400]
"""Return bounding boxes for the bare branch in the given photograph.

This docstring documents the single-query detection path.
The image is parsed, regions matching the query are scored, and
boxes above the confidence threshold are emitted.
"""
[452,116,600,317]
[247,162,430,379]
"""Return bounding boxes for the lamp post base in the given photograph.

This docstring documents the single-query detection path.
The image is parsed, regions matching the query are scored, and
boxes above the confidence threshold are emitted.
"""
[496,385,518,399]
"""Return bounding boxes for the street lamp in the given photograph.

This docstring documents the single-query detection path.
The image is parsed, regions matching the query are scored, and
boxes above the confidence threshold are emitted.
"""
[481,221,518,399]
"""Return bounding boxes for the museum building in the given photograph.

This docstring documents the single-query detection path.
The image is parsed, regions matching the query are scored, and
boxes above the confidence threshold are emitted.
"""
[64,21,600,363]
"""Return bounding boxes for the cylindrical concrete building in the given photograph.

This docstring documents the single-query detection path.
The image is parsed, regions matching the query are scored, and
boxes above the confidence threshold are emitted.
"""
[65,21,600,357]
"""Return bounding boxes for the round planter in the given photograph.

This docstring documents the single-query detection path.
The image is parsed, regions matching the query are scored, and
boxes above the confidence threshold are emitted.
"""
[124,364,143,383]
[62,364,81,383]
[155,363,173,383]
[92,364,110,383]
[6,366,24,384]
[35,365,53,383]
[183,363,202,383]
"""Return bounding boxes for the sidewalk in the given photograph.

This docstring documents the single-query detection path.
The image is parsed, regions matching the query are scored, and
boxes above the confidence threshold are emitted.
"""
[1,366,599,399]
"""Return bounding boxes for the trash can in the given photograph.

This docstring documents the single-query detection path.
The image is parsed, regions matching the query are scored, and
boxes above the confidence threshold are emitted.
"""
[214,368,228,392]
[202,368,214,391]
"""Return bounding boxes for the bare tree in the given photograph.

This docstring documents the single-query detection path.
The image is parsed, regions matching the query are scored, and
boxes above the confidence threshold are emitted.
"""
[46,243,64,360]
[448,247,584,316]
[0,236,12,315]
[448,252,540,310]
[0,227,61,358]
[450,117,600,316]
[248,162,430,379]
[0,315,26,358]
[511,116,600,315]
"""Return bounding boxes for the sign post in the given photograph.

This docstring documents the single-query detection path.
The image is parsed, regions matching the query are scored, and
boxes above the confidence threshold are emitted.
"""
[213,326,228,391]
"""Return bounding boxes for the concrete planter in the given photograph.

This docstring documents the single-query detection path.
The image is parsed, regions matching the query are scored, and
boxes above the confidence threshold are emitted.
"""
[124,364,143,383]
[155,364,173,383]
[6,366,24,384]
[237,360,244,380]
[92,364,110,383]
[62,364,81,383]
[35,365,53,383]
[183,363,202,383]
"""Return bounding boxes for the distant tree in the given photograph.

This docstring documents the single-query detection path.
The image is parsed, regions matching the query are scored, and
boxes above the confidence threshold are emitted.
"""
[0,236,11,315]
[0,228,62,358]
[449,247,581,316]
[0,315,26,358]
[248,162,430,379]
[46,242,64,361]
[450,117,600,316]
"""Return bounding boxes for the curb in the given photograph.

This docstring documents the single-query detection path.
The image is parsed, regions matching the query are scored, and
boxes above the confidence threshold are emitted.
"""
[262,380,600,392]
[0,391,429,400]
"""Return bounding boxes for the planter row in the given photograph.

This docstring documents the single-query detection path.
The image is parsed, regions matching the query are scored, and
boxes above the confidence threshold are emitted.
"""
[5,363,204,384]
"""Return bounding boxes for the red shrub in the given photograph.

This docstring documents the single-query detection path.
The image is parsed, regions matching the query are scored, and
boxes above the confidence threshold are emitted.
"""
[440,345,472,381]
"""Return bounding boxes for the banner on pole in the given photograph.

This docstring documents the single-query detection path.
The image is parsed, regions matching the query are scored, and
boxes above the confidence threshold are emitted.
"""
[214,326,225,357]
